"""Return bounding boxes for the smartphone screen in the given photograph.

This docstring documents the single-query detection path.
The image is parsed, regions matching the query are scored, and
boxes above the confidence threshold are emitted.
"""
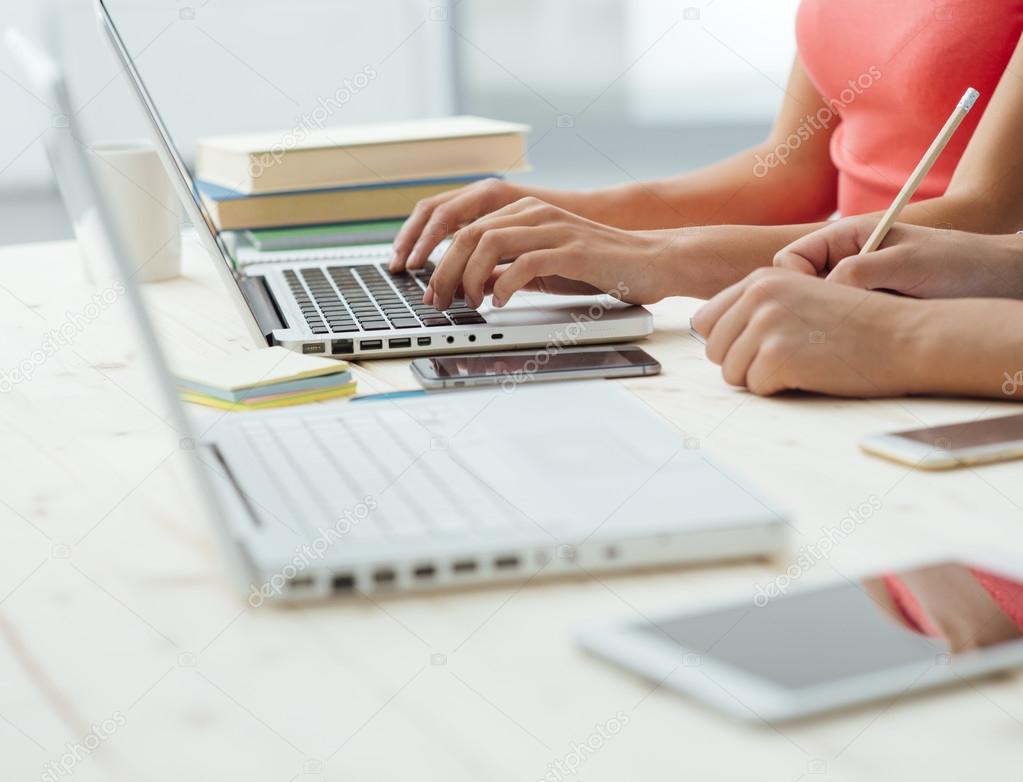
[891,413,1023,450]
[636,562,1023,689]
[424,348,655,379]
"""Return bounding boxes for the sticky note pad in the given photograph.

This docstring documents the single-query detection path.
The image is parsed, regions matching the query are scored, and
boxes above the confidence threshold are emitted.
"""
[174,346,348,393]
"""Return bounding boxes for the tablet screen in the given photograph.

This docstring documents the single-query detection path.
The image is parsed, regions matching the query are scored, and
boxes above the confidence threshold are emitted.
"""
[637,563,1023,689]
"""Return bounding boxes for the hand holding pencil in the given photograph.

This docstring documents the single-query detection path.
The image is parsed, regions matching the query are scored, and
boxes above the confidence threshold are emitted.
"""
[775,87,981,286]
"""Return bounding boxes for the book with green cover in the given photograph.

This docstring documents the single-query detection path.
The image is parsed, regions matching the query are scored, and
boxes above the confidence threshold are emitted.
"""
[244,220,405,252]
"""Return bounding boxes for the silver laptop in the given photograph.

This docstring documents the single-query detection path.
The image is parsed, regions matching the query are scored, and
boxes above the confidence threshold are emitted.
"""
[92,0,653,360]
[9,28,786,603]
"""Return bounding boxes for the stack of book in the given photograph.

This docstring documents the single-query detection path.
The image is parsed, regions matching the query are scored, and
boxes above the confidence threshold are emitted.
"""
[194,116,530,232]
[175,347,357,411]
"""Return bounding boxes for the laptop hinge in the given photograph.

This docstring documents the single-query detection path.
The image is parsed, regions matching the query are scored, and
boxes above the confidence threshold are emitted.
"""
[238,275,285,345]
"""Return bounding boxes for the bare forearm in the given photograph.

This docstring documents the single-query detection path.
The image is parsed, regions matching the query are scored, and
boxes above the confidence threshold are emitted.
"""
[569,143,838,231]
[650,222,827,298]
[911,299,1023,399]
[650,193,1023,300]
[894,192,1023,235]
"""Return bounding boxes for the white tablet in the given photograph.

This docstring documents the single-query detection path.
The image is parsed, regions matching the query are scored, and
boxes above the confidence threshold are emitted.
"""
[577,557,1023,722]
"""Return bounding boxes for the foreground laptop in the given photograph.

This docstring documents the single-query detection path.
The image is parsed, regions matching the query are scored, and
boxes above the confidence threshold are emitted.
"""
[93,0,653,360]
[10,29,786,603]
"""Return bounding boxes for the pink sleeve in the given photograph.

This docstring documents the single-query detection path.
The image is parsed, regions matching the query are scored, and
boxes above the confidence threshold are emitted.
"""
[970,568,1023,632]
[881,574,941,637]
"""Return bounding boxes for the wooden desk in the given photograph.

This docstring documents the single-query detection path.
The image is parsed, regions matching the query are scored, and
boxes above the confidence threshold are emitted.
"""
[2,234,1021,781]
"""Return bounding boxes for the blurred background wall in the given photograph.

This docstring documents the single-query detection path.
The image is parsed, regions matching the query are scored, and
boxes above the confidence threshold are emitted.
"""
[0,0,799,245]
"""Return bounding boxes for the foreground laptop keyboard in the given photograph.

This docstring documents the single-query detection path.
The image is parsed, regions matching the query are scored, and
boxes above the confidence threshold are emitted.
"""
[284,262,488,335]
[237,406,528,543]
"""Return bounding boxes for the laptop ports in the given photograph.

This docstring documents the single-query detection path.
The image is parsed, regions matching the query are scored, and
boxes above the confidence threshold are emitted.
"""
[332,573,356,593]
[372,568,397,587]
[452,559,478,575]
[417,337,432,347]
[388,338,411,349]
[359,339,383,351]
[412,564,437,580]
[494,555,520,570]
[287,575,315,591]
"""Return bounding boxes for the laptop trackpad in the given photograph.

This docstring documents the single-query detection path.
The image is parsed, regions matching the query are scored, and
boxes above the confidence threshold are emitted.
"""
[478,292,638,326]
[448,386,775,535]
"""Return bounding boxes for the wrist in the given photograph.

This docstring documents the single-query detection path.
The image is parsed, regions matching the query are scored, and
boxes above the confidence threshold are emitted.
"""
[893,299,952,395]
[992,233,1023,299]
[636,229,684,302]
[901,298,1023,399]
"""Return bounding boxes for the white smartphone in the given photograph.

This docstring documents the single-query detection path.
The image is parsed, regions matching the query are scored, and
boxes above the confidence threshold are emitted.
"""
[410,346,661,389]
[860,412,1023,469]
[577,558,1023,722]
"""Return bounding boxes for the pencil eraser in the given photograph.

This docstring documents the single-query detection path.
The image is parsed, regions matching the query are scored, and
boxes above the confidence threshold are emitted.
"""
[960,87,980,111]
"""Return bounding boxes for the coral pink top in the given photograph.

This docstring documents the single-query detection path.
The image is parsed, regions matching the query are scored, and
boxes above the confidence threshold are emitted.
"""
[796,0,1023,215]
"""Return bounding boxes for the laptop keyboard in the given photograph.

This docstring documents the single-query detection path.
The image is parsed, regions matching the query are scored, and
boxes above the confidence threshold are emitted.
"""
[283,261,488,335]
[237,405,528,543]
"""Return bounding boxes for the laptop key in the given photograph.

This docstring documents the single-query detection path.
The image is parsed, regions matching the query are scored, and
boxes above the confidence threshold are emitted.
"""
[450,314,487,325]
[388,317,421,329]
[359,320,390,330]
[422,317,450,327]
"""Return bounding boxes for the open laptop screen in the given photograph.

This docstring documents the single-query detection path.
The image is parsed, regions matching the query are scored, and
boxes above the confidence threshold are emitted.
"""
[93,0,456,342]
[94,0,455,248]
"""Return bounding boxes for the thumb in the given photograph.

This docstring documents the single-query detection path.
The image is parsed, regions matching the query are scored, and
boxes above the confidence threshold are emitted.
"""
[826,247,912,290]
[774,217,879,275]
[772,247,819,275]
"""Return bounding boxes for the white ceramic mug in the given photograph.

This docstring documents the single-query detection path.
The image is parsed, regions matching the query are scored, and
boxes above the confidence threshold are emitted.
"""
[85,140,182,283]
